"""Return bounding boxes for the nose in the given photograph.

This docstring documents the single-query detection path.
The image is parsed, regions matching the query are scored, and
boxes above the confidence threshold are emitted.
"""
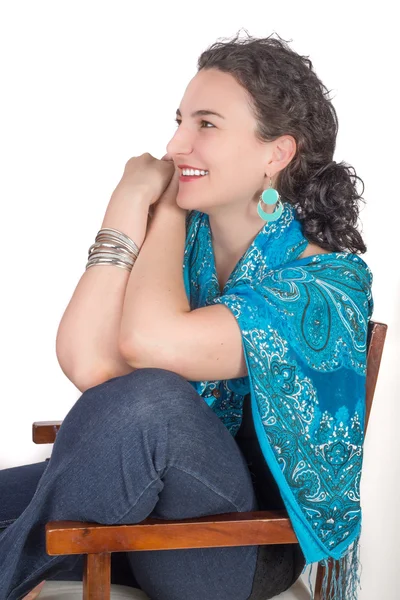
[166,125,195,160]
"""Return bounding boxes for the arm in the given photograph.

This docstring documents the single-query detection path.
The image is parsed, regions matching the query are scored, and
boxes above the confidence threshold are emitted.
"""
[119,203,248,381]
[56,189,151,392]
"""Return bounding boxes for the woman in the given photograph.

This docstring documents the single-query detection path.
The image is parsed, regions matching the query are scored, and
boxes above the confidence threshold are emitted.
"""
[0,31,372,600]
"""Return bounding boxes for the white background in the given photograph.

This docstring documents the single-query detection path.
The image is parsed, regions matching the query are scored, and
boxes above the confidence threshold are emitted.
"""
[0,2,398,599]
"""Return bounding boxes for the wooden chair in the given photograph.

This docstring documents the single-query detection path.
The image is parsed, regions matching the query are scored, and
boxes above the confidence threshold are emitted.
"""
[26,321,387,600]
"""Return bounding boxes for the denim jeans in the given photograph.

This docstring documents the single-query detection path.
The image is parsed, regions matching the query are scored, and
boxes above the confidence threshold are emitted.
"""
[0,368,303,600]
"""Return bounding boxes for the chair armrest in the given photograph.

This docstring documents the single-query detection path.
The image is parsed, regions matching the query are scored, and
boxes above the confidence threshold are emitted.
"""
[32,421,63,444]
[45,509,297,556]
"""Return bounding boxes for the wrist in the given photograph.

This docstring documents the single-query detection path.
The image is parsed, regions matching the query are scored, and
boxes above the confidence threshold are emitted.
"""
[110,184,153,207]
[102,191,152,250]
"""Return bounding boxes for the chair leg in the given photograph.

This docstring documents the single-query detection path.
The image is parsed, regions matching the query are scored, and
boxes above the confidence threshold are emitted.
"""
[314,562,326,600]
[315,558,344,600]
[83,553,111,600]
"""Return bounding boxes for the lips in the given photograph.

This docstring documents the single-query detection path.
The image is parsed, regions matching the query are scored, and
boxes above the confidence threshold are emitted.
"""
[178,164,207,171]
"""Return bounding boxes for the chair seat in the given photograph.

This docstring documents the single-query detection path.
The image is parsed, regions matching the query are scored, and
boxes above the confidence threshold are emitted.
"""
[36,578,311,599]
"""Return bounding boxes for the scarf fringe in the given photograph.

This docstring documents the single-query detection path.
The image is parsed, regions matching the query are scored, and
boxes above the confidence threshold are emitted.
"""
[305,536,362,600]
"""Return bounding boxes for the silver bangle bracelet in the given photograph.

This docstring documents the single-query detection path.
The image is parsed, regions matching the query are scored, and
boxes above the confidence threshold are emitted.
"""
[85,227,140,273]
[88,241,138,259]
[86,258,134,272]
[87,251,135,266]
[96,228,139,256]
[92,237,138,259]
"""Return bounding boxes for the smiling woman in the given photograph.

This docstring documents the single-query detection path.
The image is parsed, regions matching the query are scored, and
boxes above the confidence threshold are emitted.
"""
[120,29,372,600]
[1,29,372,600]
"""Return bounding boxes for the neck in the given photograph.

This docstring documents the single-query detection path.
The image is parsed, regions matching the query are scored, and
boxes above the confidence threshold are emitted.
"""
[208,200,276,259]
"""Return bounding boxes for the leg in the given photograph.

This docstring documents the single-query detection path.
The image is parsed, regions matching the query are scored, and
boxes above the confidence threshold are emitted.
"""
[0,461,82,582]
[0,462,139,588]
[0,368,282,599]
[120,373,299,600]
[0,462,48,533]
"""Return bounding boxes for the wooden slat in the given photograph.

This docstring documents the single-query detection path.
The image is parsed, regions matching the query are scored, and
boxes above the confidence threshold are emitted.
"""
[365,322,387,433]
[45,510,297,555]
[32,421,63,444]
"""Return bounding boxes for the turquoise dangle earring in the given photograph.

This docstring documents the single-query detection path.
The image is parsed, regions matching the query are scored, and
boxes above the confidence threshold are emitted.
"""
[257,174,283,222]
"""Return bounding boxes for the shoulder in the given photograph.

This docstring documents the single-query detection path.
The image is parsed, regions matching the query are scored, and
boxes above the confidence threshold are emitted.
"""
[296,242,331,259]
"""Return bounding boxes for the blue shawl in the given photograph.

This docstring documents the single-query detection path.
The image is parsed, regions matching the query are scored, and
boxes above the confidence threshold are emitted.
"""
[182,202,373,599]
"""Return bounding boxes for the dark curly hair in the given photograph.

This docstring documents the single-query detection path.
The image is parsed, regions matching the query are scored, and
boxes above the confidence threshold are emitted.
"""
[197,30,367,254]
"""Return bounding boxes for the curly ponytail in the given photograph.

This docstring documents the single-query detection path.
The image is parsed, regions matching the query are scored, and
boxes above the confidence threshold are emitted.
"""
[197,30,367,254]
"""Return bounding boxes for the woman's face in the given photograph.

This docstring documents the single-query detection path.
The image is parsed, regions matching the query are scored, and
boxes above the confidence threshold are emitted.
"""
[166,68,274,215]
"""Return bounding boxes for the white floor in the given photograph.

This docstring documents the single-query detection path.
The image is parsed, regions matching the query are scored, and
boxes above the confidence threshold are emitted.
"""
[37,577,312,600]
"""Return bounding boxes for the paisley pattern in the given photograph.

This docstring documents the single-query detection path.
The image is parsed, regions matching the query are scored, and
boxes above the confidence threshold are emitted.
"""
[182,202,373,564]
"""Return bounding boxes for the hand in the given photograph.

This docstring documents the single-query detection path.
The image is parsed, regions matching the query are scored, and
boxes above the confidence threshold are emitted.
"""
[112,152,176,207]
[154,153,181,209]
[147,153,185,221]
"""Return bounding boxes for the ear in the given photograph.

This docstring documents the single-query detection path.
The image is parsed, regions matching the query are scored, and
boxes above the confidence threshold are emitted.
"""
[269,135,296,172]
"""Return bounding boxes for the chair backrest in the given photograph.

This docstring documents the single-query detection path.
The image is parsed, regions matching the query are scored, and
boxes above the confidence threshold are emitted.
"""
[365,321,388,432]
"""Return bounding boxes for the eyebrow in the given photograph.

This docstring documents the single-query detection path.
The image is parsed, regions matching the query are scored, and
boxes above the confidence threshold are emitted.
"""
[175,108,225,119]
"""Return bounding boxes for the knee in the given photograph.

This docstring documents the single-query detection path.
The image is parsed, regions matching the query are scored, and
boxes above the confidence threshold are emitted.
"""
[73,367,200,429]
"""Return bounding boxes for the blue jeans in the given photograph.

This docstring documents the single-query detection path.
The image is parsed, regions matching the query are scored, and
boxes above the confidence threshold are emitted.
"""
[0,368,303,600]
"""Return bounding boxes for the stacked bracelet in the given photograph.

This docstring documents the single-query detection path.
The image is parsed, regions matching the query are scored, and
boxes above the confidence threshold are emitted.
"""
[85,228,140,273]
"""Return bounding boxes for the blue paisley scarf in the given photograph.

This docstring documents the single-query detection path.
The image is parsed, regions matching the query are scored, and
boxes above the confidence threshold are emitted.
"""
[182,201,373,600]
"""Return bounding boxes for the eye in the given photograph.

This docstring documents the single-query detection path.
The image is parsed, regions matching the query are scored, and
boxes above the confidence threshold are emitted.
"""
[174,118,215,129]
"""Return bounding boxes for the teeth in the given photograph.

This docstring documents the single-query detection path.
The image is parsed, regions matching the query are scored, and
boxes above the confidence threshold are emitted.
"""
[182,168,209,176]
